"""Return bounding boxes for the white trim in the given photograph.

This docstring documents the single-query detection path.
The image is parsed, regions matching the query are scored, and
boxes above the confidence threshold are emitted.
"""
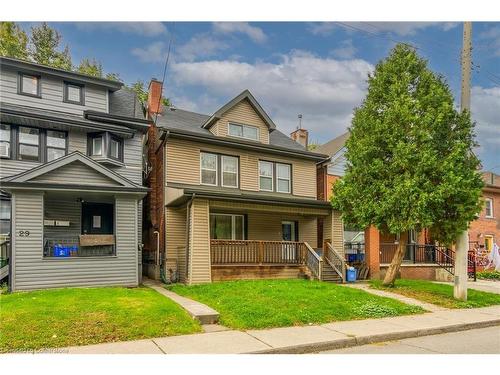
[200,152,218,186]
[485,197,494,218]
[276,163,291,193]
[281,220,296,241]
[209,213,244,240]
[228,122,260,142]
[259,160,274,192]
[221,155,239,188]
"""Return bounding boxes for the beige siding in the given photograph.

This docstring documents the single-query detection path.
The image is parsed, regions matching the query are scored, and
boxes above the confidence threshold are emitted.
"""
[209,200,329,216]
[31,160,122,186]
[166,138,317,198]
[188,198,211,284]
[211,99,270,144]
[323,210,344,256]
[165,206,187,282]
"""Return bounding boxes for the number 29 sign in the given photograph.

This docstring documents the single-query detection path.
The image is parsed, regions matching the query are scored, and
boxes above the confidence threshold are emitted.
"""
[18,230,30,237]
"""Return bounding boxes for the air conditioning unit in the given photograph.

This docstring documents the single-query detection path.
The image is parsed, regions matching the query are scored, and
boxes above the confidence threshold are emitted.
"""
[0,143,9,158]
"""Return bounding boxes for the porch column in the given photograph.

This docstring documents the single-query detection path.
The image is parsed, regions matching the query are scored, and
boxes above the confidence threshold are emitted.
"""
[188,198,211,284]
[365,226,380,279]
[323,210,344,256]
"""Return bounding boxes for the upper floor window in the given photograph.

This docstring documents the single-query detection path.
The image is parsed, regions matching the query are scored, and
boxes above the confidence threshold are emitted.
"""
[200,152,239,188]
[259,160,292,193]
[64,82,84,105]
[201,152,218,186]
[485,198,494,218]
[19,73,41,97]
[0,198,11,235]
[0,125,11,158]
[18,127,40,161]
[46,130,67,162]
[88,132,124,163]
[228,123,259,141]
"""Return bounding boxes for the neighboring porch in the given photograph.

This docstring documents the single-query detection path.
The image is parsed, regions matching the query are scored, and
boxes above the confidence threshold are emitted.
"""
[164,196,345,285]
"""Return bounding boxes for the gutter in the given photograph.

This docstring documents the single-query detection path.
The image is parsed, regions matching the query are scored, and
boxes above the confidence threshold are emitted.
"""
[84,111,150,132]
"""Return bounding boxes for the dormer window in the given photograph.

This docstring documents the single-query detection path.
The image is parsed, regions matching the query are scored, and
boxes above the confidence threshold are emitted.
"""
[228,123,259,141]
[19,73,41,97]
[64,82,84,105]
[88,132,123,164]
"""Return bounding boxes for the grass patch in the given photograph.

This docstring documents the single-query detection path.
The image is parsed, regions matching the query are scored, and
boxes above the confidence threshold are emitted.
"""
[477,270,500,280]
[169,279,424,330]
[370,279,500,309]
[0,286,201,353]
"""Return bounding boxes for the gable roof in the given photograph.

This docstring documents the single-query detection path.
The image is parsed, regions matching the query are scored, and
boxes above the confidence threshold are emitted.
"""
[201,90,277,131]
[1,151,146,191]
[316,132,350,157]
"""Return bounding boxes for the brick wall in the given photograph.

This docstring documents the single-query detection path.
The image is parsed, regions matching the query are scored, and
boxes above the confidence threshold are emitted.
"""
[469,188,500,251]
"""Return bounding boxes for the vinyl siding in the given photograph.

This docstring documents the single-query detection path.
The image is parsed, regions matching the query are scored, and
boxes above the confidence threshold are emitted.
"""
[188,198,211,284]
[322,210,344,256]
[11,191,139,291]
[31,160,123,186]
[209,99,270,144]
[327,148,347,177]
[166,138,317,198]
[43,197,81,239]
[0,67,107,114]
[165,206,187,282]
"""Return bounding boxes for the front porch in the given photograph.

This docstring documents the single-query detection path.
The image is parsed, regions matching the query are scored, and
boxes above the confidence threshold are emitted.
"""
[164,196,345,284]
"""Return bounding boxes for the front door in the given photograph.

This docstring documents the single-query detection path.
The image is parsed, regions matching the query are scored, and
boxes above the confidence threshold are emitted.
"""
[282,221,297,261]
[81,202,114,235]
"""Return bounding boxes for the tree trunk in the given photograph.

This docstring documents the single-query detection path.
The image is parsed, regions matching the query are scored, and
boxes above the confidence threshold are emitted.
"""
[382,237,406,286]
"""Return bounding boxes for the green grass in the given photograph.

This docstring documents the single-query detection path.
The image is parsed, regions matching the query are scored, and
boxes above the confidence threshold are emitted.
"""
[169,279,424,330]
[477,270,500,280]
[0,286,201,353]
[370,279,500,309]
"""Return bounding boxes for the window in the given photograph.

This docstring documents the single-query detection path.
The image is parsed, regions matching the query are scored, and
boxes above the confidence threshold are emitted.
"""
[91,136,103,156]
[484,236,494,252]
[276,163,291,193]
[221,155,238,188]
[87,132,123,162]
[210,214,244,240]
[0,125,11,158]
[485,198,494,218]
[228,123,259,141]
[46,130,67,162]
[259,161,292,193]
[0,198,11,235]
[18,127,40,161]
[64,82,84,105]
[259,161,274,191]
[109,137,121,160]
[19,73,40,97]
[201,152,218,186]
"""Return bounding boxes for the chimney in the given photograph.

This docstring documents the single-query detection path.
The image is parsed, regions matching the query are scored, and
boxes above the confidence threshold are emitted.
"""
[290,114,308,148]
[147,78,163,116]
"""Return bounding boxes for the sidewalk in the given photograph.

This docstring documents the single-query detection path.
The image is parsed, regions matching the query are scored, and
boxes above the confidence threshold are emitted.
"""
[63,305,500,354]
[435,280,500,295]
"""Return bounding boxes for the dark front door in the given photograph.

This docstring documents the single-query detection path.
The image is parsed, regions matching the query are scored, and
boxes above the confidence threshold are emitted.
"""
[82,202,114,235]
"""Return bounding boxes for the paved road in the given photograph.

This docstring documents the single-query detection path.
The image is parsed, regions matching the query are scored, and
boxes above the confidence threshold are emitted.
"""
[320,326,500,354]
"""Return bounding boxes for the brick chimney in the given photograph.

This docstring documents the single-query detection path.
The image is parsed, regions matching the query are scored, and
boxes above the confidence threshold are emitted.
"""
[147,78,163,116]
[290,127,309,148]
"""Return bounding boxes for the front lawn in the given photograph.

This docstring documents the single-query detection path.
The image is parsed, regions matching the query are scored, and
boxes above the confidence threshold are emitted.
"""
[370,279,500,309]
[169,279,424,330]
[0,286,201,353]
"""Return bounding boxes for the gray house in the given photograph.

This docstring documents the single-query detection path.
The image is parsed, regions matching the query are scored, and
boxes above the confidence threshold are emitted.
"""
[0,56,149,291]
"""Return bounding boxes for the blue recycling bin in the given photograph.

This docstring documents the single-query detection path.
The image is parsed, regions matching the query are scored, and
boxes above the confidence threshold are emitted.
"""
[54,245,70,257]
[346,268,357,282]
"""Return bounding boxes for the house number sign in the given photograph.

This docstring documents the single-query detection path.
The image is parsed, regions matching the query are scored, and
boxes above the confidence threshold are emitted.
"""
[18,230,30,237]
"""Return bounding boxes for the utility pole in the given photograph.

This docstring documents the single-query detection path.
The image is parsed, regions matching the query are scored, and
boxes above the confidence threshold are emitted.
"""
[454,21,472,301]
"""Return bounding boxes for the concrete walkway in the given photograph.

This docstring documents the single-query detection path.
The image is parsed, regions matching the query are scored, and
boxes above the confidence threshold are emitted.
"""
[434,280,500,295]
[143,279,219,324]
[341,283,448,312]
[62,305,500,354]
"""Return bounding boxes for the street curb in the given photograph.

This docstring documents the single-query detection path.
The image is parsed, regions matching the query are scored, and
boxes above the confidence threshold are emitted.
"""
[248,319,500,354]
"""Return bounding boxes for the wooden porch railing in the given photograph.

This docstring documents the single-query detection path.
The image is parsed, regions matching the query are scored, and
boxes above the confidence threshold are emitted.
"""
[304,242,322,279]
[210,240,307,265]
[325,242,346,282]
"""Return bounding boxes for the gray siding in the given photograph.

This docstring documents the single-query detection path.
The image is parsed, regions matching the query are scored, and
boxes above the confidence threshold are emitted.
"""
[327,148,347,177]
[43,197,81,240]
[31,160,122,186]
[0,67,108,115]
[12,191,139,291]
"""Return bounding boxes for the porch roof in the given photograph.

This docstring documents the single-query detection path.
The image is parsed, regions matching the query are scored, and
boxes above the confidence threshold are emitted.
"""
[166,182,332,210]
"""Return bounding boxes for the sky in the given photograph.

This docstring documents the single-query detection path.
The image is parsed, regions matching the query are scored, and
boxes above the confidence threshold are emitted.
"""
[19,22,500,171]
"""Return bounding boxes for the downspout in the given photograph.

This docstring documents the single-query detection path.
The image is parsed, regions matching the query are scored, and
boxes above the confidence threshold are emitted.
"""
[185,193,195,283]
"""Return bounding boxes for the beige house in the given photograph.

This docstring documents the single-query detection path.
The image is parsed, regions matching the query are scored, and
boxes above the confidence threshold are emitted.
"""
[143,82,345,284]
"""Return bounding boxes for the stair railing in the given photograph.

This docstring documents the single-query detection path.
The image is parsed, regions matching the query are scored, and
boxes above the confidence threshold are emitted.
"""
[304,242,322,280]
[325,242,346,283]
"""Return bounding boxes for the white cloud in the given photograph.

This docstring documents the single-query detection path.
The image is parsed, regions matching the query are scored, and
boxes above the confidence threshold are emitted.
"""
[212,22,267,43]
[331,39,357,59]
[76,22,167,37]
[131,41,167,63]
[171,50,374,141]
[309,22,458,37]
[176,34,229,62]
[479,26,500,57]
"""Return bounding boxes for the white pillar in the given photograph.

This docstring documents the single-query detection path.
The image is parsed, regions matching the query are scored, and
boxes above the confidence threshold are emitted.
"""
[454,230,468,300]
